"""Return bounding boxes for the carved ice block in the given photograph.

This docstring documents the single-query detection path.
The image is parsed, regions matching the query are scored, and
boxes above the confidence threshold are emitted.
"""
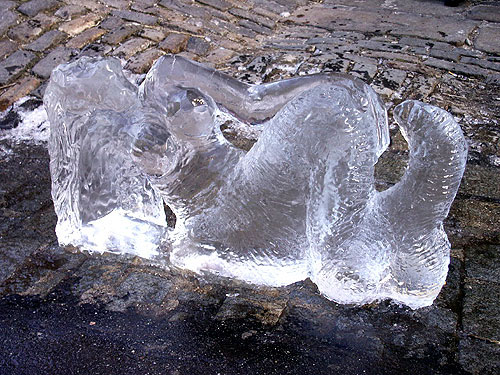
[44,56,467,308]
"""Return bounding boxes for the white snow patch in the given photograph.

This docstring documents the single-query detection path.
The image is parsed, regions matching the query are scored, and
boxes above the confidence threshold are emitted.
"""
[0,96,49,145]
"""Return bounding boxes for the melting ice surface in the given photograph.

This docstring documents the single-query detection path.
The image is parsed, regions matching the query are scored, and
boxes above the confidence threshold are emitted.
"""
[44,56,467,309]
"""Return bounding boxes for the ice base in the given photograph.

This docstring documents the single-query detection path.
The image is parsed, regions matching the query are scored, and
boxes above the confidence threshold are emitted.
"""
[44,55,467,309]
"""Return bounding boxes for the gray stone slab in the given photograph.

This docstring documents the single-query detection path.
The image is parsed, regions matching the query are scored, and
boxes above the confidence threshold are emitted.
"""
[0,40,17,60]
[468,4,500,23]
[0,10,17,35]
[475,25,500,55]
[0,50,36,85]
[17,0,59,17]
[112,10,158,26]
[229,7,276,29]
[26,30,67,52]
[289,7,478,45]
[196,0,232,11]
[159,0,207,18]
[32,47,75,79]
[461,56,500,72]
[186,36,211,55]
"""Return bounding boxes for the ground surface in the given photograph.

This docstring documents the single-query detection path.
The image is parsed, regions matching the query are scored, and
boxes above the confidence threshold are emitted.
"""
[0,0,499,374]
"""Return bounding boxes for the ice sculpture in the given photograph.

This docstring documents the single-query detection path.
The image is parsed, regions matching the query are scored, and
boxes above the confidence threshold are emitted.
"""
[45,55,467,309]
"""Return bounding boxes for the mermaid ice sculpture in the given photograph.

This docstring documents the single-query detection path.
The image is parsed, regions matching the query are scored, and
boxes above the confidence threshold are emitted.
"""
[44,56,467,309]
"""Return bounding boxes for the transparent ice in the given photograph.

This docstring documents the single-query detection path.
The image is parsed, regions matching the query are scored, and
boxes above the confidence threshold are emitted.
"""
[45,56,467,309]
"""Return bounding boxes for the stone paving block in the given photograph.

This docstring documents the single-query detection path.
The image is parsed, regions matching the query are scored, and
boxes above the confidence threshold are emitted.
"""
[475,25,500,55]
[196,0,232,11]
[288,7,477,45]
[462,280,500,341]
[112,37,151,59]
[0,10,17,35]
[125,48,164,74]
[0,40,18,60]
[0,51,36,85]
[17,0,60,17]
[112,10,159,26]
[0,76,40,112]
[461,56,500,72]
[424,57,493,79]
[100,0,130,9]
[26,30,67,52]
[59,13,101,36]
[371,68,407,98]
[229,7,275,29]
[186,36,211,56]
[130,0,157,13]
[239,19,272,35]
[159,0,208,18]
[54,4,87,19]
[247,0,288,14]
[78,42,113,58]
[8,13,57,43]
[0,0,16,10]
[204,46,235,67]
[64,0,107,12]
[101,24,140,44]
[346,55,378,81]
[467,4,500,23]
[99,16,126,30]
[32,47,76,79]
[139,27,168,42]
[65,27,106,49]
[158,32,189,53]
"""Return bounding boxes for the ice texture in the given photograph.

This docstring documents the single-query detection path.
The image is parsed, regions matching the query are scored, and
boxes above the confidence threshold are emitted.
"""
[45,55,467,309]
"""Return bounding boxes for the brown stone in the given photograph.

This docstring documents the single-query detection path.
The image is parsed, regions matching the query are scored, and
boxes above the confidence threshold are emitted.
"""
[158,33,189,53]
[125,48,165,74]
[66,28,106,49]
[59,13,101,37]
[112,38,152,59]
[0,76,40,111]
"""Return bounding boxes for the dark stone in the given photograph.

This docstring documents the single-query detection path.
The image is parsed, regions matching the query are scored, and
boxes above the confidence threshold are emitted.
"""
[0,109,20,130]
[101,24,140,45]
[462,280,500,340]
[465,243,500,283]
[26,30,67,52]
[196,0,232,11]
[17,0,59,17]
[186,36,211,55]
[32,48,76,79]
[238,19,272,35]
[459,335,500,375]
[0,50,36,85]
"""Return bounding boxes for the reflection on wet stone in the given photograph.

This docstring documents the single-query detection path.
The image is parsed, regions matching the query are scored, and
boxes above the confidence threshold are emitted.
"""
[44,55,467,309]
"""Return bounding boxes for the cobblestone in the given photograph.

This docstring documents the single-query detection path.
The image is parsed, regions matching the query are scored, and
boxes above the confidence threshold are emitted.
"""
[0,40,17,59]
[0,11,17,36]
[112,37,151,59]
[475,24,500,55]
[0,51,36,85]
[17,0,60,17]
[125,48,164,73]
[32,47,76,78]
[58,13,101,36]
[101,24,140,45]
[158,32,189,53]
[26,30,67,52]
[8,13,57,43]
[65,27,105,49]
[112,10,159,26]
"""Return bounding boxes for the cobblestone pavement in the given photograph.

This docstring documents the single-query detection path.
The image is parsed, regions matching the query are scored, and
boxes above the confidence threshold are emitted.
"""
[0,0,499,374]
